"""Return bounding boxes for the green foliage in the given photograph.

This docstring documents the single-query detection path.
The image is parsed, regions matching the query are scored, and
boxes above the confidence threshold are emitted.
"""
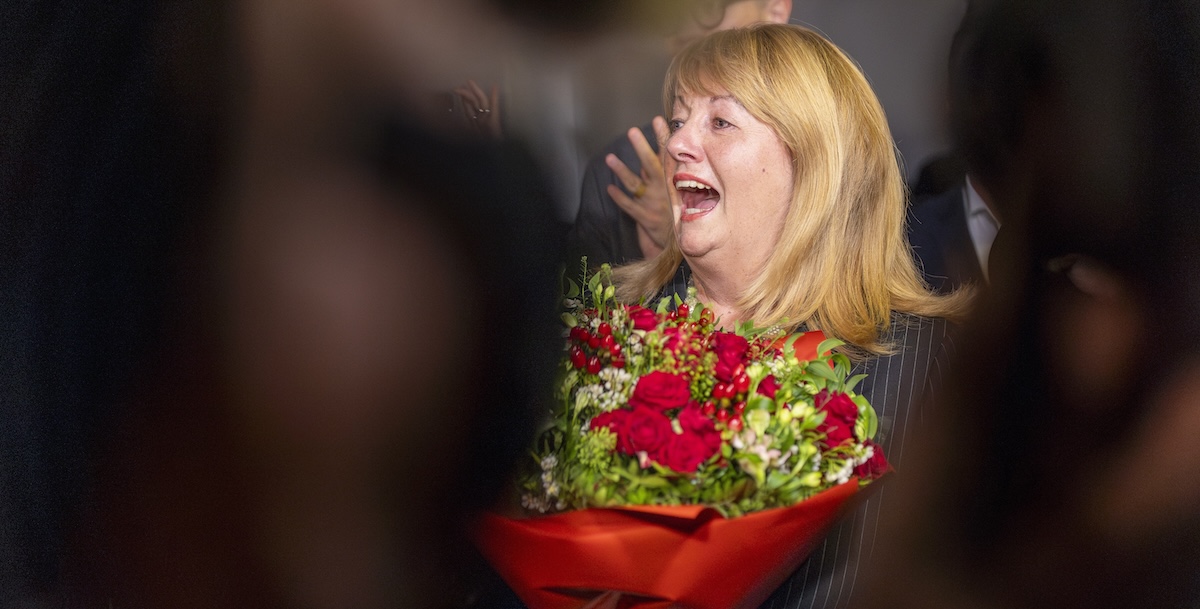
[522,261,884,517]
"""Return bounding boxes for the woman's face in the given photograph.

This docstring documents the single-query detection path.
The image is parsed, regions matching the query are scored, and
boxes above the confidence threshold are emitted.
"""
[665,88,794,269]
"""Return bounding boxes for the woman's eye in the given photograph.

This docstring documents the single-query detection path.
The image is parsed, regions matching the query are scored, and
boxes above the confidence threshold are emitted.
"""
[713,117,731,129]
[668,119,684,132]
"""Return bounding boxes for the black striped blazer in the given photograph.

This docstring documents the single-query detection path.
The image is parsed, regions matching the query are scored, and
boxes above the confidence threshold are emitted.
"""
[661,262,957,609]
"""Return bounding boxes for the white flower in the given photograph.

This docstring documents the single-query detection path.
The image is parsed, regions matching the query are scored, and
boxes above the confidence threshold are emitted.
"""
[541,454,558,470]
[825,460,853,485]
[855,444,875,466]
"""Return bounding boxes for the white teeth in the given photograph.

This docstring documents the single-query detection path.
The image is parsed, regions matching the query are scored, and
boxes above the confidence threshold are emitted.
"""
[674,179,712,190]
[682,207,706,215]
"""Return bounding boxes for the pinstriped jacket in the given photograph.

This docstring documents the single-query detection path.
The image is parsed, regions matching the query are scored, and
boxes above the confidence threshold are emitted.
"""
[660,263,957,609]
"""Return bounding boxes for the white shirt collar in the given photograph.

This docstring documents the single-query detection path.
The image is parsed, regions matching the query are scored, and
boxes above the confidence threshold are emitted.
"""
[964,176,1000,281]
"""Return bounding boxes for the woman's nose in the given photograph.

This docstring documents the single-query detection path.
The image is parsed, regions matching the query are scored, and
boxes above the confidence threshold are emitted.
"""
[666,124,701,163]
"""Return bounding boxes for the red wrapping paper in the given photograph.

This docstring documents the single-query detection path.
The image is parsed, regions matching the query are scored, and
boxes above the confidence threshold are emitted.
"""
[473,478,861,609]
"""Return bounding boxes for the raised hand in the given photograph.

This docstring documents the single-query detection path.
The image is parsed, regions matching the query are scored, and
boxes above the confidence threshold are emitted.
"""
[453,80,502,139]
[606,116,672,259]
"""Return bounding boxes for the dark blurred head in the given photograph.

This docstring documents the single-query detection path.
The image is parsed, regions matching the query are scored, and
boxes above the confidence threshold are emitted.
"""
[907,0,1200,606]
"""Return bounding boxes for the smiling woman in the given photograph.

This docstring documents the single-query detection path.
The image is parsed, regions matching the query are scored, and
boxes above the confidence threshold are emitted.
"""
[610,23,973,609]
[614,23,968,355]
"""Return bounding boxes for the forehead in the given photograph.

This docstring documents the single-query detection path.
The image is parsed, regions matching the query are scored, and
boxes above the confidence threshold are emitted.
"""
[672,87,741,110]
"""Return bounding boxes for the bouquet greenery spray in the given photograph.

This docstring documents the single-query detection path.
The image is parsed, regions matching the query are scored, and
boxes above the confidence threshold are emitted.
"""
[521,264,889,518]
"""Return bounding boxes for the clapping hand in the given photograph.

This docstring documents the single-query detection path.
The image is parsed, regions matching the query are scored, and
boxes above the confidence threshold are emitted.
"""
[454,80,502,139]
[606,116,672,259]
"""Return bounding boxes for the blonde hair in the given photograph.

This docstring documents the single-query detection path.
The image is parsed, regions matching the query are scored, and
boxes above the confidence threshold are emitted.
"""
[614,23,971,356]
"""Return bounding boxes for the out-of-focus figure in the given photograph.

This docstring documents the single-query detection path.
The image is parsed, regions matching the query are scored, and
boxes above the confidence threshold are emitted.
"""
[0,0,684,607]
[856,1,1200,607]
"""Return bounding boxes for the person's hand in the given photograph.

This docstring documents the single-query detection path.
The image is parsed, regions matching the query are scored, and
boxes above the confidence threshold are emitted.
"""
[606,116,672,259]
[454,80,502,139]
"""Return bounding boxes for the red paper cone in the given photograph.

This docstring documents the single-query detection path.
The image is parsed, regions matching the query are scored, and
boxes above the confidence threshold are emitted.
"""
[472,478,861,609]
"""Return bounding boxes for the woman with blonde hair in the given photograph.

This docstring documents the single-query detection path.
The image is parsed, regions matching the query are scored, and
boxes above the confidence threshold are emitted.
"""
[613,23,970,609]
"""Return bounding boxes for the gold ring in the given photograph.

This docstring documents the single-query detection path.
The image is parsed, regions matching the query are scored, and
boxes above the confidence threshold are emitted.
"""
[632,181,647,198]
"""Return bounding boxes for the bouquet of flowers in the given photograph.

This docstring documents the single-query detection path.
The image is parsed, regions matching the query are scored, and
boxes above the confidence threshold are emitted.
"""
[474,264,889,609]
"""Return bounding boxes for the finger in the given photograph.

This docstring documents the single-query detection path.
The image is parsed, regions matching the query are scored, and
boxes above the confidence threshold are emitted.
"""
[488,84,500,114]
[627,126,662,181]
[468,80,488,102]
[607,184,649,222]
[652,116,671,153]
[468,80,491,113]
[604,153,646,197]
[655,116,672,184]
[453,88,479,113]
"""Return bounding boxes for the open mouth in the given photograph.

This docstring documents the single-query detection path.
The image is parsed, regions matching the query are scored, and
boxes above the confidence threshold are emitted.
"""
[674,177,720,222]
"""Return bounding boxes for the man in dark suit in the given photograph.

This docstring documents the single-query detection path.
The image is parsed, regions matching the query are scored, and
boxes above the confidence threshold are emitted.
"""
[906,3,1003,295]
[907,176,999,293]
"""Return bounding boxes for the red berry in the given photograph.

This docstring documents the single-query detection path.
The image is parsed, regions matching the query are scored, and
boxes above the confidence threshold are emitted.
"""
[712,383,730,400]
[715,409,730,423]
[733,401,746,416]
[608,343,622,357]
[701,401,717,417]
[732,364,745,380]
[586,356,602,374]
[611,356,626,368]
[588,336,601,350]
[601,334,616,349]
[734,374,750,394]
[728,417,744,432]
[699,308,713,323]
[676,303,690,318]
[569,347,586,368]
[598,322,612,336]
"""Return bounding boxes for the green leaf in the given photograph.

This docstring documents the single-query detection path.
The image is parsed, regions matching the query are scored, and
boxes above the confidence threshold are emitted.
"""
[855,395,879,439]
[806,360,839,383]
[815,337,845,357]
[747,394,773,413]
[566,278,581,299]
[561,313,578,328]
[844,373,868,393]
[638,476,670,488]
[604,284,616,302]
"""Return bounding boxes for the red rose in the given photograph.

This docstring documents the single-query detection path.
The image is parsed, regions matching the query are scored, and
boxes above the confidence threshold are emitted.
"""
[656,431,717,473]
[623,406,675,455]
[815,390,858,447]
[677,402,722,453]
[853,440,890,479]
[757,375,780,398]
[626,305,659,331]
[629,371,691,412]
[712,332,749,381]
[660,326,683,353]
[589,409,632,453]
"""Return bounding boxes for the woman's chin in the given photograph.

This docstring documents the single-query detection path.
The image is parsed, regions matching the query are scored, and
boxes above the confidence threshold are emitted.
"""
[677,237,714,260]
